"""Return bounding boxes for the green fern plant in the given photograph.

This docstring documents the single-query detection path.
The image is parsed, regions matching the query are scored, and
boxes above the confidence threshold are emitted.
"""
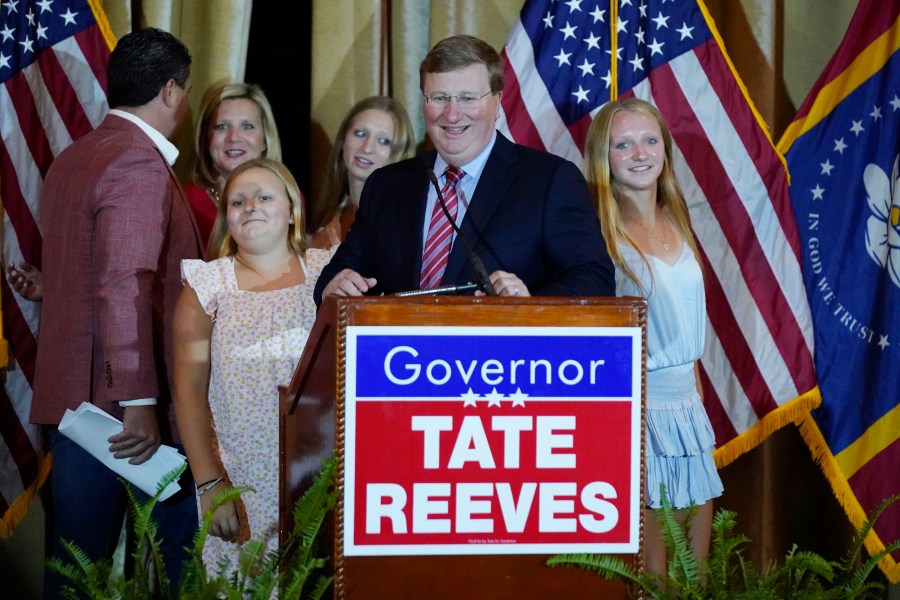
[547,486,899,600]
[47,465,188,600]
[48,457,338,600]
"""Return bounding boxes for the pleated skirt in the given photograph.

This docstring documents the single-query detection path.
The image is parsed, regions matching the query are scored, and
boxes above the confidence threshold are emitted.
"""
[644,363,724,509]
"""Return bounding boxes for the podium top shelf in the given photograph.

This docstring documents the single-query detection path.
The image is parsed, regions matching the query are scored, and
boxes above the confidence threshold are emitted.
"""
[321,294,646,328]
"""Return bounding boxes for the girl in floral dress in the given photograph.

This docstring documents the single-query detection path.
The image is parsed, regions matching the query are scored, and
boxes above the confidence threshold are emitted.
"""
[173,158,334,570]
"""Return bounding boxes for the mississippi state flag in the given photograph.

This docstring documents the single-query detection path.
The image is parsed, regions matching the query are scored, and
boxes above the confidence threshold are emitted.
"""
[778,0,900,581]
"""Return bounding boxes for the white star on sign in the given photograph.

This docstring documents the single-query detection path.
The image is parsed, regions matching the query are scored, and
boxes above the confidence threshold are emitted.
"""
[509,388,529,407]
[485,388,505,407]
[460,388,480,407]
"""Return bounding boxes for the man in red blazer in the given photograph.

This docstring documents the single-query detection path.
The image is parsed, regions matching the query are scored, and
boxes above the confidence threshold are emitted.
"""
[31,28,202,597]
[315,35,615,303]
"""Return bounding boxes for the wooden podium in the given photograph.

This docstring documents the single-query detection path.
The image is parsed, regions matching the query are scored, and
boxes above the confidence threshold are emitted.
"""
[280,295,646,599]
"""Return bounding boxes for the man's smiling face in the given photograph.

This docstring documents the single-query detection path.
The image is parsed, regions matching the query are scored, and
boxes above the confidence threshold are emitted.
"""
[423,63,500,167]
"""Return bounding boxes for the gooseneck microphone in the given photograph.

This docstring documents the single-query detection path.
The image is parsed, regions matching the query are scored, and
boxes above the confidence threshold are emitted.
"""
[425,167,498,295]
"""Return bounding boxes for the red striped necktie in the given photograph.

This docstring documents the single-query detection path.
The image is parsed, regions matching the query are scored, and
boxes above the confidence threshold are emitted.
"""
[420,166,464,289]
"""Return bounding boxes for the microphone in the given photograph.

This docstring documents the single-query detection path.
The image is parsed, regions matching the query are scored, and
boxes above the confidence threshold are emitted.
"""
[425,167,498,295]
[393,281,479,297]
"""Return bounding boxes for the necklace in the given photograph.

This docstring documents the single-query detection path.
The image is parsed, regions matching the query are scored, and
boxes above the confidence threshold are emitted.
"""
[206,186,220,203]
[630,216,670,251]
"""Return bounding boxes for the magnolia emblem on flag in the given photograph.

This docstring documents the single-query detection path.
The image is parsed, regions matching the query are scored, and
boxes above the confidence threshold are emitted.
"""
[865,154,900,288]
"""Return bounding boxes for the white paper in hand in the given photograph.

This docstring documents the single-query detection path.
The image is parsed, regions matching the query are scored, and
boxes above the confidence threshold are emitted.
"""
[58,402,186,501]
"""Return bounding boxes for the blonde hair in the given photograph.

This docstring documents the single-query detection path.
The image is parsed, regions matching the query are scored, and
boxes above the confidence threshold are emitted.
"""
[583,98,700,290]
[190,82,282,189]
[309,96,415,234]
[208,158,307,259]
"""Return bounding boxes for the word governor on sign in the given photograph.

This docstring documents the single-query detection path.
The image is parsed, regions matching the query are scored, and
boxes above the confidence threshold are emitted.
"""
[365,415,619,535]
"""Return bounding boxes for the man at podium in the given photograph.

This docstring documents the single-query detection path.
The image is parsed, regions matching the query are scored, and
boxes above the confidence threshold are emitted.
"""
[314,35,615,304]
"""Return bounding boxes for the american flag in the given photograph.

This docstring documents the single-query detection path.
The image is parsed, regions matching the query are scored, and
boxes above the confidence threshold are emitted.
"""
[498,0,820,466]
[778,0,900,580]
[0,0,112,536]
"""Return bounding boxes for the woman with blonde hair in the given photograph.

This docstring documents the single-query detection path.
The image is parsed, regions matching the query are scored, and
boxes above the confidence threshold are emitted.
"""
[583,98,722,578]
[174,158,333,570]
[308,95,415,247]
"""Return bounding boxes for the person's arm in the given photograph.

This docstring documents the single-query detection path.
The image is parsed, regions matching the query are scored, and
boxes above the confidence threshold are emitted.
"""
[91,148,173,446]
[695,361,704,401]
[536,159,616,296]
[172,284,240,540]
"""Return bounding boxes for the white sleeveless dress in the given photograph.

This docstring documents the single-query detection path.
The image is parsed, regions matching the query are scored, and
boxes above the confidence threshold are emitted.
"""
[616,242,723,509]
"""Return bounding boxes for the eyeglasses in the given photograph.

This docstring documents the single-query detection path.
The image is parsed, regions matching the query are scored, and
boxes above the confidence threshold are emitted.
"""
[423,91,494,107]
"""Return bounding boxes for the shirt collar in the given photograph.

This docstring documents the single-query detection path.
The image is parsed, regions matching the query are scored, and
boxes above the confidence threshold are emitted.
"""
[108,109,180,166]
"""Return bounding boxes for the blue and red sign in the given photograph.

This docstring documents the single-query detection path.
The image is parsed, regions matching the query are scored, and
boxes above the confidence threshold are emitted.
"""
[343,326,642,556]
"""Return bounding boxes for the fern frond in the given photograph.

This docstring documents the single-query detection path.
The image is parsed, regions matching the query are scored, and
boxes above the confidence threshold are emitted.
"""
[547,553,665,597]
[656,484,701,587]
[305,573,336,600]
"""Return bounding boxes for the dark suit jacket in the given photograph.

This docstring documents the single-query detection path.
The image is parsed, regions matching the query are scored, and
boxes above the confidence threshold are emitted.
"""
[315,132,614,303]
[31,114,203,435]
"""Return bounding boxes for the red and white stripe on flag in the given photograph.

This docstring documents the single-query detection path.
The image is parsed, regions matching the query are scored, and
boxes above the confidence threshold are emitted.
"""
[0,0,113,536]
[497,0,820,466]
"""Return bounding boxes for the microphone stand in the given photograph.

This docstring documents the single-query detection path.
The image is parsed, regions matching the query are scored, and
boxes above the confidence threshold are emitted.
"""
[425,168,498,295]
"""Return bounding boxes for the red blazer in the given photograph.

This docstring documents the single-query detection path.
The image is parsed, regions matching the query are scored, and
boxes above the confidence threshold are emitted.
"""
[32,114,203,435]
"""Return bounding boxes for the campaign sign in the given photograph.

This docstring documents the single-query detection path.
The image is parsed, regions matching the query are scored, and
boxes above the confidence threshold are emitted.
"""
[343,326,642,557]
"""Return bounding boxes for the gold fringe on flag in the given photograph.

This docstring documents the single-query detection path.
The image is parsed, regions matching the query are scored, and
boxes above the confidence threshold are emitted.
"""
[798,414,900,582]
[712,386,822,468]
[0,454,51,538]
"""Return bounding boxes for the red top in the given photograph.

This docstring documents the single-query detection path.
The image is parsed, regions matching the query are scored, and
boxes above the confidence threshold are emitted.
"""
[183,182,217,253]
